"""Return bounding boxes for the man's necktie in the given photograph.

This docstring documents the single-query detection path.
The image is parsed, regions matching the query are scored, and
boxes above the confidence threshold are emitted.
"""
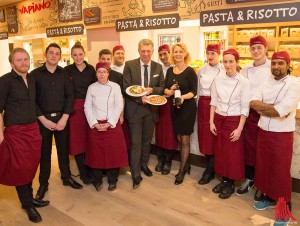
[143,65,148,87]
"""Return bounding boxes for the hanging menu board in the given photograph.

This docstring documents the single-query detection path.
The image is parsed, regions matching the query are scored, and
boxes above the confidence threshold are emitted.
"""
[152,0,178,11]
[58,0,82,22]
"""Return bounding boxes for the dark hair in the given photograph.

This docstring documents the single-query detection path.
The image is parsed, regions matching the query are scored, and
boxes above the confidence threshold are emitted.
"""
[287,67,293,75]
[71,42,85,54]
[45,43,61,54]
[99,49,112,58]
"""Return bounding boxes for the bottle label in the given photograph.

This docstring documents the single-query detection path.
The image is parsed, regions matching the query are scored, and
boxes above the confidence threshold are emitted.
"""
[174,89,181,98]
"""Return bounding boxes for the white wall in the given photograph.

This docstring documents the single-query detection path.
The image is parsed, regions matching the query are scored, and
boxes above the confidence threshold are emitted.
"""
[120,30,149,62]
[0,39,11,76]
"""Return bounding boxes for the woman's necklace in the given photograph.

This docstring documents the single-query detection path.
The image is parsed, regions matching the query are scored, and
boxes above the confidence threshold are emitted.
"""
[175,64,186,74]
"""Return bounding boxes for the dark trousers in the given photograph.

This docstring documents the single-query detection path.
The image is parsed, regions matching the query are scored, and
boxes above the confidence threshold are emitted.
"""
[15,182,33,208]
[128,106,155,178]
[91,168,119,184]
[38,117,71,186]
[156,146,174,165]
[245,165,255,180]
[74,153,90,178]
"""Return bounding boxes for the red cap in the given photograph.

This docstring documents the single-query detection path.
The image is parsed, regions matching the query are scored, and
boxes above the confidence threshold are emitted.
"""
[95,62,110,72]
[112,45,125,55]
[272,51,290,64]
[223,48,240,61]
[206,44,220,55]
[250,35,267,47]
[158,44,171,53]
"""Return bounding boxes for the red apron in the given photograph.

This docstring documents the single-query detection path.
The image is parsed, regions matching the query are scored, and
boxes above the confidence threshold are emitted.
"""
[214,113,245,180]
[86,121,128,169]
[197,96,214,155]
[0,122,42,186]
[155,98,178,150]
[69,99,89,155]
[122,119,131,150]
[255,129,293,202]
[244,108,260,166]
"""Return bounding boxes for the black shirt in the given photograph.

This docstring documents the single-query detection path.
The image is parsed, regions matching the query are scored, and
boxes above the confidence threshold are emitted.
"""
[31,63,74,116]
[0,70,36,127]
[109,70,123,96]
[64,62,97,99]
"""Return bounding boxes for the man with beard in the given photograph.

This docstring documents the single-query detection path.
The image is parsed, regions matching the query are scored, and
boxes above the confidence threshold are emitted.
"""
[251,51,300,225]
[0,48,49,223]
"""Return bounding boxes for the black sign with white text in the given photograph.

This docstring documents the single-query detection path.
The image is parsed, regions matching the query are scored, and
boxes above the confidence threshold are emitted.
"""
[116,14,179,32]
[46,24,84,37]
[200,2,300,26]
[0,32,8,40]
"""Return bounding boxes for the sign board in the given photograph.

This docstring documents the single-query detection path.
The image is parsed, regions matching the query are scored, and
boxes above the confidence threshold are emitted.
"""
[116,13,179,32]
[58,0,82,22]
[152,0,178,11]
[46,24,84,37]
[83,7,100,25]
[0,32,8,40]
[200,2,300,26]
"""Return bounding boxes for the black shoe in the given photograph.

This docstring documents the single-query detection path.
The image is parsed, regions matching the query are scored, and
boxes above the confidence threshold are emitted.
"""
[132,176,143,189]
[219,183,235,199]
[23,206,42,223]
[198,172,215,185]
[93,182,103,191]
[63,178,83,189]
[175,165,191,178]
[35,185,48,200]
[161,164,171,175]
[141,166,153,177]
[212,181,227,194]
[254,189,266,202]
[155,162,164,172]
[32,198,49,208]
[80,175,92,185]
[108,183,117,191]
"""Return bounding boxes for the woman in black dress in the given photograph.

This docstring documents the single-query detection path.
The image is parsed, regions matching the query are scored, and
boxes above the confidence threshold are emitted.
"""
[164,43,197,185]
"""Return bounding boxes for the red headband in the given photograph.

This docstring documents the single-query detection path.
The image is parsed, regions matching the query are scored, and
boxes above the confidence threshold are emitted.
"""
[113,45,125,55]
[158,44,171,53]
[272,51,290,64]
[206,44,221,55]
[250,35,267,47]
[95,62,110,72]
[223,48,240,61]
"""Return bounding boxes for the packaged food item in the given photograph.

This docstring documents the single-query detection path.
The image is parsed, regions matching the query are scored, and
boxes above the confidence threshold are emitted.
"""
[254,30,261,36]
[290,28,298,37]
[281,27,289,37]
[267,29,275,37]
[261,29,268,37]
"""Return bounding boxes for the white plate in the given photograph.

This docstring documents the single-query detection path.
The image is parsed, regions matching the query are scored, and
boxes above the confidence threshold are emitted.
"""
[126,85,147,97]
[146,95,167,106]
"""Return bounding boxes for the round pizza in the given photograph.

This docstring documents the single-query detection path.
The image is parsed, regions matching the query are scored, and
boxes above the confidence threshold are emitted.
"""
[129,85,145,95]
[148,95,166,105]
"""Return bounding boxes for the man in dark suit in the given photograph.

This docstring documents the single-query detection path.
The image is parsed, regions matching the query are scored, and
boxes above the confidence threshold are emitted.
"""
[123,39,164,189]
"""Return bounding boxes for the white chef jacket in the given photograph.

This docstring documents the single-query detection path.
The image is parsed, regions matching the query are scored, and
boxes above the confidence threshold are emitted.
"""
[162,65,170,78]
[197,63,224,97]
[211,72,251,117]
[84,80,123,129]
[111,64,125,74]
[241,59,272,98]
[252,75,300,132]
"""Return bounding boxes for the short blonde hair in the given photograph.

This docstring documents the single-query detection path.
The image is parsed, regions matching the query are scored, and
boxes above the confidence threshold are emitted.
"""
[9,48,29,63]
[170,43,191,65]
[138,39,154,49]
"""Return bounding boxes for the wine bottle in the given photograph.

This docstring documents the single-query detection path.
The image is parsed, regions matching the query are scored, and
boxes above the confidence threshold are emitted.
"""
[174,82,182,108]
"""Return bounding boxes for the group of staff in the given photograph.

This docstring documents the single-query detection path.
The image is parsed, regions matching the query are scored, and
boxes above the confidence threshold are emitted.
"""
[0,35,299,225]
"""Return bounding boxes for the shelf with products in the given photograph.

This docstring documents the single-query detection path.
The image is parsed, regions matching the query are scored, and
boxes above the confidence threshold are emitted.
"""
[199,26,228,62]
[230,22,300,76]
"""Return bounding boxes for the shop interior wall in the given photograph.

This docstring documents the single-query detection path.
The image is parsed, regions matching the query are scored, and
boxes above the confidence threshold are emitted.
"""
[0,40,11,76]
[86,27,120,68]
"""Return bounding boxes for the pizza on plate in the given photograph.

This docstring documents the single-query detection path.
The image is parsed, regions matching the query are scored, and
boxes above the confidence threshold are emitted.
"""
[129,85,145,95]
[148,95,166,105]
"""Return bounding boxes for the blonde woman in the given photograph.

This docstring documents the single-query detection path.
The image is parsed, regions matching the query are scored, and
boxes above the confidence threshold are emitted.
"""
[164,43,197,185]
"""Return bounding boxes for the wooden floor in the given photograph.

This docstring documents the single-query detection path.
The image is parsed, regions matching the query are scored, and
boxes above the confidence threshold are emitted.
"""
[0,147,299,226]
